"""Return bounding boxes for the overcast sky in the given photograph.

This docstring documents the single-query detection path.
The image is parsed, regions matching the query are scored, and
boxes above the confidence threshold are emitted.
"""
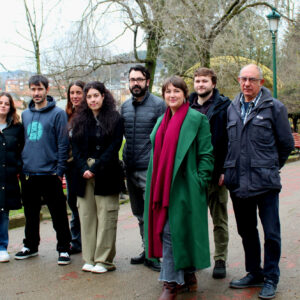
[0,0,136,72]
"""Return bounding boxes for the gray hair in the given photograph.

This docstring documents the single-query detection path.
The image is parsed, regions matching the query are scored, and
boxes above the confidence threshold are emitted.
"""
[239,64,263,79]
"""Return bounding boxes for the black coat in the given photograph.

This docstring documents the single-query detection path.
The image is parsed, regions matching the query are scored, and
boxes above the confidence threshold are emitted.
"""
[224,86,294,198]
[189,89,231,183]
[0,120,24,210]
[72,115,124,197]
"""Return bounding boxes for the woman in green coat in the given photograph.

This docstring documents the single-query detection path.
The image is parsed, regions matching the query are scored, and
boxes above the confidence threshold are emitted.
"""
[144,76,214,299]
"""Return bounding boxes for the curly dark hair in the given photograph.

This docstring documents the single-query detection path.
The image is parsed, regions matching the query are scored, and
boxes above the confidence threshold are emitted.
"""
[65,80,85,120]
[71,81,119,139]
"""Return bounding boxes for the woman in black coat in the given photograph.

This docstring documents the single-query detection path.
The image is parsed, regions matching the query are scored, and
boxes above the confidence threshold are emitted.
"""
[71,81,123,273]
[0,92,24,263]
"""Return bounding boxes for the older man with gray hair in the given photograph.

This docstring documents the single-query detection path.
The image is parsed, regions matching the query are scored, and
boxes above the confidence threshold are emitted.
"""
[224,64,294,299]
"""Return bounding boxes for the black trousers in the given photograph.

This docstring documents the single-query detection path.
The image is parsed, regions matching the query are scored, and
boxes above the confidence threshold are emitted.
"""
[21,175,71,253]
[231,190,281,284]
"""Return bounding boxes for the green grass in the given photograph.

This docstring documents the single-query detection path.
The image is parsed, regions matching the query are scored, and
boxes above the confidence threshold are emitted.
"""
[9,208,24,217]
[119,139,125,160]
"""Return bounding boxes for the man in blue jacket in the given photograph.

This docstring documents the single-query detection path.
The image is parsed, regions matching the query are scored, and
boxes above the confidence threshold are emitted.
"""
[15,75,71,265]
[189,67,230,279]
[225,64,294,299]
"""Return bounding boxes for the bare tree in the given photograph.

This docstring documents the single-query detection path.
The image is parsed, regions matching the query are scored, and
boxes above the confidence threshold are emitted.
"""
[13,0,59,74]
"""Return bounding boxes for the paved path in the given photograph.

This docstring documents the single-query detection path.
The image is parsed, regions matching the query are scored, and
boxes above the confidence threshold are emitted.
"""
[1,160,300,300]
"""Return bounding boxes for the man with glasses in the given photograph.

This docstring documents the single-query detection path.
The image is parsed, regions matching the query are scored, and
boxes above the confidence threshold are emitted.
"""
[225,64,294,299]
[121,65,165,271]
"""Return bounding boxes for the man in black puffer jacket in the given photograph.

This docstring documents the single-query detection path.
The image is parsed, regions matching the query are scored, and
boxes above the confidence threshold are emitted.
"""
[121,65,166,271]
[189,67,231,279]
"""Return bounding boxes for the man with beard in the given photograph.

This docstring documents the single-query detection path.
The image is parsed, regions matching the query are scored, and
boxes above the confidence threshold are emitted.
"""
[189,67,231,279]
[15,75,71,265]
[121,65,165,271]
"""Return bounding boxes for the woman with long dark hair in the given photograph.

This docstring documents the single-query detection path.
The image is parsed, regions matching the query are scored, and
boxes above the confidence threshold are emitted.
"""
[71,81,123,273]
[0,92,24,262]
[144,76,214,299]
[65,80,85,254]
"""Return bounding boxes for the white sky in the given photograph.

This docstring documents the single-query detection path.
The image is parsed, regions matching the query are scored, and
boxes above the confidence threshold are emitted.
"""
[0,0,138,72]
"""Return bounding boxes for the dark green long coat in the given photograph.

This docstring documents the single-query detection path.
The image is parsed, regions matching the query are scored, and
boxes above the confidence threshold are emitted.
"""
[144,108,214,271]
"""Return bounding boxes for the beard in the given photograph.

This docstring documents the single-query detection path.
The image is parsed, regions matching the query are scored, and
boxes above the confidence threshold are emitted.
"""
[197,89,213,98]
[130,85,148,98]
[33,97,46,104]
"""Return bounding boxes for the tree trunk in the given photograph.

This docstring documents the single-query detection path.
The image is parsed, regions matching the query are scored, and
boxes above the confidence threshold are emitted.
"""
[145,29,161,92]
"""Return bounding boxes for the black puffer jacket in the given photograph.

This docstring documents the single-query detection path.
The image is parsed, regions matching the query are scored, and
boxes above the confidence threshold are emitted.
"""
[224,86,294,198]
[121,91,166,171]
[189,89,231,183]
[0,119,24,210]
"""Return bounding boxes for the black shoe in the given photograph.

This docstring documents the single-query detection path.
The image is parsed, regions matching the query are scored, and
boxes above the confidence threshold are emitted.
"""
[15,247,38,260]
[259,280,277,299]
[69,246,81,255]
[58,252,71,265]
[130,251,145,264]
[230,273,264,289]
[213,260,226,279]
[144,258,161,272]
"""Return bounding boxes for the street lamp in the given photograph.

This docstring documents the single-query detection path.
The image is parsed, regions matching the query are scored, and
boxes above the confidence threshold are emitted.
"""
[266,8,281,98]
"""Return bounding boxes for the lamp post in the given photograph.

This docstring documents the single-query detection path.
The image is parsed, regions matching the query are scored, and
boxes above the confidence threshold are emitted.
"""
[266,8,281,98]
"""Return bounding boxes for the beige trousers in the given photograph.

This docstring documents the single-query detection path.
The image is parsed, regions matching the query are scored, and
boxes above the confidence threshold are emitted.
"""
[77,177,119,269]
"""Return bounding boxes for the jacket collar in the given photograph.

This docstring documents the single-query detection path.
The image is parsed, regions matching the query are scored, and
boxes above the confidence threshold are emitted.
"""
[189,89,230,119]
[231,86,274,124]
[150,108,200,184]
[132,90,150,106]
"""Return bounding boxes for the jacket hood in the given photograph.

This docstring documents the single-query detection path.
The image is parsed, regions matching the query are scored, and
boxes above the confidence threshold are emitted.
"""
[28,95,56,112]
[189,88,231,110]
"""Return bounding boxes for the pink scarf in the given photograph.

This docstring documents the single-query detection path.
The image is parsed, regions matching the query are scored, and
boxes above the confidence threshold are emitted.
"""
[148,102,189,258]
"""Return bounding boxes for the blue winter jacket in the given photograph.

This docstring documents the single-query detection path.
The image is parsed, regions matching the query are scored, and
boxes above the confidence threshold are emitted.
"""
[224,86,294,198]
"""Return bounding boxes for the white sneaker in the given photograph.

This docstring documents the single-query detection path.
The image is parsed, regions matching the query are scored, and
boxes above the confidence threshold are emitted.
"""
[0,250,10,262]
[82,263,94,272]
[92,264,108,274]
[57,252,71,265]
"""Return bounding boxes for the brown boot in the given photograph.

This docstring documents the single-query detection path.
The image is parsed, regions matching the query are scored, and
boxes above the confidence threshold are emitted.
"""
[178,272,197,293]
[158,282,178,300]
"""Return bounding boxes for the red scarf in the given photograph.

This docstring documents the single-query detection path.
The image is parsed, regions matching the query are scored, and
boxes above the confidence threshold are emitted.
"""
[148,102,189,258]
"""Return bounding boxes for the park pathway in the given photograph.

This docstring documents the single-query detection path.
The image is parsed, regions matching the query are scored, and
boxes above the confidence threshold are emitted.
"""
[1,160,300,299]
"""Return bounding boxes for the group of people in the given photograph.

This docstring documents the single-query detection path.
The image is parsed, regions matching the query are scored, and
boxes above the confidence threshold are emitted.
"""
[0,63,294,300]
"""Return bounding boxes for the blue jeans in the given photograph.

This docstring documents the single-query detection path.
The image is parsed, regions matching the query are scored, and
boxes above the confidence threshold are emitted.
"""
[231,190,281,284]
[159,220,195,284]
[0,210,9,251]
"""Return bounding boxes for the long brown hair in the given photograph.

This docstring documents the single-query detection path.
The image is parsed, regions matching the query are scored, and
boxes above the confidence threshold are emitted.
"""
[71,81,119,140]
[65,80,85,120]
[0,92,20,124]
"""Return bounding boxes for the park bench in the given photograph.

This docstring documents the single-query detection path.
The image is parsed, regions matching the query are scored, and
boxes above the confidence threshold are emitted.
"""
[292,132,300,154]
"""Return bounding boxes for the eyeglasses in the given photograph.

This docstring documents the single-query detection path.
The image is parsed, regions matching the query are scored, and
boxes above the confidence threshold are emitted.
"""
[129,78,147,83]
[238,77,262,83]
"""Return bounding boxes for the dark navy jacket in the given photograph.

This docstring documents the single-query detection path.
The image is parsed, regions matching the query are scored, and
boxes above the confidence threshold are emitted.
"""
[22,96,69,177]
[224,86,294,198]
[189,89,231,183]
